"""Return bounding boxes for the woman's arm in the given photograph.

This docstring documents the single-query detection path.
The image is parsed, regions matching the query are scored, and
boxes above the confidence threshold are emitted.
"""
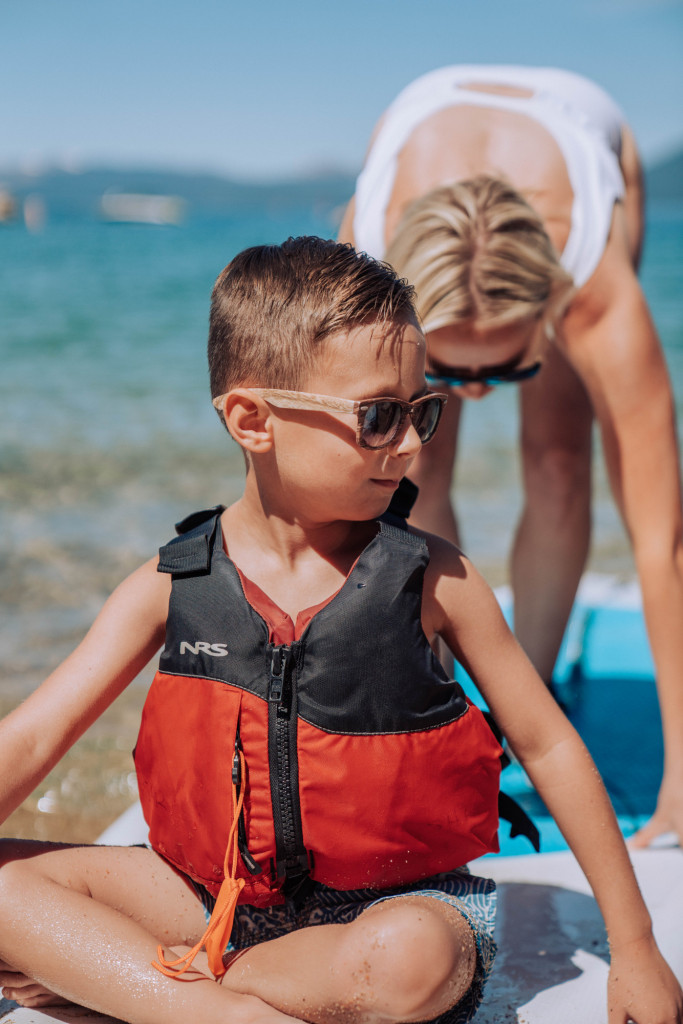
[0,558,169,824]
[562,217,683,848]
[337,194,356,246]
[338,108,392,248]
[425,543,683,1021]
[619,124,646,271]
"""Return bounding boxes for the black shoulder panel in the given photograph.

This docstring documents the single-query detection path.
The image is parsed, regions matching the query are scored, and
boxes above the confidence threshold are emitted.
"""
[295,525,469,734]
[156,506,468,733]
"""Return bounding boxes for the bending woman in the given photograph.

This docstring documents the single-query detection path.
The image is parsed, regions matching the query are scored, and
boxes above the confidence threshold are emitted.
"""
[339,65,683,848]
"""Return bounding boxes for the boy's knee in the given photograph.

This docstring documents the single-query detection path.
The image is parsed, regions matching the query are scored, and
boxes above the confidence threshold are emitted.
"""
[342,899,476,1021]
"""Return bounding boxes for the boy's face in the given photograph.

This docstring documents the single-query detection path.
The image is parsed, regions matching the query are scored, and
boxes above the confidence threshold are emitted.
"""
[266,317,428,523]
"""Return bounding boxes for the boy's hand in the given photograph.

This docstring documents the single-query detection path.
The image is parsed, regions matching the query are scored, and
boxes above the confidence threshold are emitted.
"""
[608,935,683,1023]
[0,958,72,1009]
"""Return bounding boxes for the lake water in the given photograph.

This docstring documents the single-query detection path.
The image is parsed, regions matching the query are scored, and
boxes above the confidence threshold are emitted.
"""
[1,200,681,840]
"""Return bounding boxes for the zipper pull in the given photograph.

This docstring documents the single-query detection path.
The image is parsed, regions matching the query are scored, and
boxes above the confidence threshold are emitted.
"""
[269,645,292,708]
[232,730,262,876]
[269,647,284,702]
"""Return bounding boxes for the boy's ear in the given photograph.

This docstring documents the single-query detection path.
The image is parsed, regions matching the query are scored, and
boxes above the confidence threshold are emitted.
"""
[221,390,274,453]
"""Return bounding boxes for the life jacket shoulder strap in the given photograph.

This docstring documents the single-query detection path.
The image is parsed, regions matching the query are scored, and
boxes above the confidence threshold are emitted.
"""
[157,505,225,576]
[378,518,425,550]
[379,477,425,552]
[380,476,419,526]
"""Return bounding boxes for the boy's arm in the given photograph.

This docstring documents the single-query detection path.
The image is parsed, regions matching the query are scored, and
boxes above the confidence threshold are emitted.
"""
[0,557,170,825]
[424,538,683,1022]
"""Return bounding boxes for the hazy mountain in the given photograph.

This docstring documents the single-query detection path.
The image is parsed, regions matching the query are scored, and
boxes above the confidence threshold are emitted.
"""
[645,149,683,202]
[0,144,681,222]
[0,166,357,221]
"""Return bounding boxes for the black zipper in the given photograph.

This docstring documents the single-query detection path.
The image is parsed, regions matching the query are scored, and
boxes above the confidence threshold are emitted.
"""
[267,644,311,896]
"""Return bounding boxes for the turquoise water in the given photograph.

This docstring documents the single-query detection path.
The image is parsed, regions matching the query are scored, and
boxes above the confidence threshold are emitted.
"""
[1,209,339,691]
[0,199,680,837]
[1,201,683,622]
[459,593,664,855]
[1,202,682,678]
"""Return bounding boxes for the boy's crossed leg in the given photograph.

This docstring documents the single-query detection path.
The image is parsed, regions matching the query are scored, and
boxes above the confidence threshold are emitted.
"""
[0,842,476,1024]
[217,893,477,1024]
[0,841,288,1024]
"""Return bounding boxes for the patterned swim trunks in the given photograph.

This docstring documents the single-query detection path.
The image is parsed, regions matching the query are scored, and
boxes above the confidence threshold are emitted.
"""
[194,868,497,1024]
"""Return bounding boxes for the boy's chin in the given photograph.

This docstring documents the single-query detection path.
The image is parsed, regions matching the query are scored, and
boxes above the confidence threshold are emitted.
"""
[322,480,402,523]
[361,492,399,521]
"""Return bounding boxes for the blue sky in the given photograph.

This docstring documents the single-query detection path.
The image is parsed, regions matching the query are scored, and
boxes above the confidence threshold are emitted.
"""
[3,0,682,180]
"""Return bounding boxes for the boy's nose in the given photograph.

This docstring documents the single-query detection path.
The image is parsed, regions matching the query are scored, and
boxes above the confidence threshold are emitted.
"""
[393,418,423,457]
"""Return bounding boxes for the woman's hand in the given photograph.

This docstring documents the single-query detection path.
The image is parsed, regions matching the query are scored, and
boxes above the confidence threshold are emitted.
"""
[607,935,683,1023]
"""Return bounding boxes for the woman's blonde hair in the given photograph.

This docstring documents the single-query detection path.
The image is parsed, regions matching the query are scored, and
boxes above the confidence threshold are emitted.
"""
[384,175,574,334]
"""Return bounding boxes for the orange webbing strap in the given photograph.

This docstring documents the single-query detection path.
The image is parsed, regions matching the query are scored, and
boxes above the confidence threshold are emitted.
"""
[152,751,248,981]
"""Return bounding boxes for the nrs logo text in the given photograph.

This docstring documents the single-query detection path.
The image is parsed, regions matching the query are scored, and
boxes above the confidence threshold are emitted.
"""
[179,641,229,657]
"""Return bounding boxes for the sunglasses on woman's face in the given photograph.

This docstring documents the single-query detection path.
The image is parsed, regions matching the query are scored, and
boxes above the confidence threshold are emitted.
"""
[425,359,542,389]
[212,388,448,450]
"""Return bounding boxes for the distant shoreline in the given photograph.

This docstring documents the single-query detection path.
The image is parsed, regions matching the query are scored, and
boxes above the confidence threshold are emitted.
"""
[2,149,683,223]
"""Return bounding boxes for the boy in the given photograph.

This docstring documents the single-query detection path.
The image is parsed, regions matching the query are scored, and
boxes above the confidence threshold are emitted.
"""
[0,237,680,1024]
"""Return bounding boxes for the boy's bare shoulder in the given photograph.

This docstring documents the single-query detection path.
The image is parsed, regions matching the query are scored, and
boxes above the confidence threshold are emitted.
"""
[98,554,172,639]
[407,526,503,631]
[131,553,170,586]
[405,525,469,579]
[122,553,171,602]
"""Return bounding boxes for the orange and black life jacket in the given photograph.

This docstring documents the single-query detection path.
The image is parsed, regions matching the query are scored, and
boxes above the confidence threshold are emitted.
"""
[135,506,501,974]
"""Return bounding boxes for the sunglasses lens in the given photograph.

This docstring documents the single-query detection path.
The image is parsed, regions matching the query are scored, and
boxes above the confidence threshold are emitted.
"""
[412,397,443,443]
[361,400,402,448]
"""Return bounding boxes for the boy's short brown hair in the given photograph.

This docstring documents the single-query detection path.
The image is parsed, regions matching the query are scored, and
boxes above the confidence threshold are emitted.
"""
[208,236,417,403]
